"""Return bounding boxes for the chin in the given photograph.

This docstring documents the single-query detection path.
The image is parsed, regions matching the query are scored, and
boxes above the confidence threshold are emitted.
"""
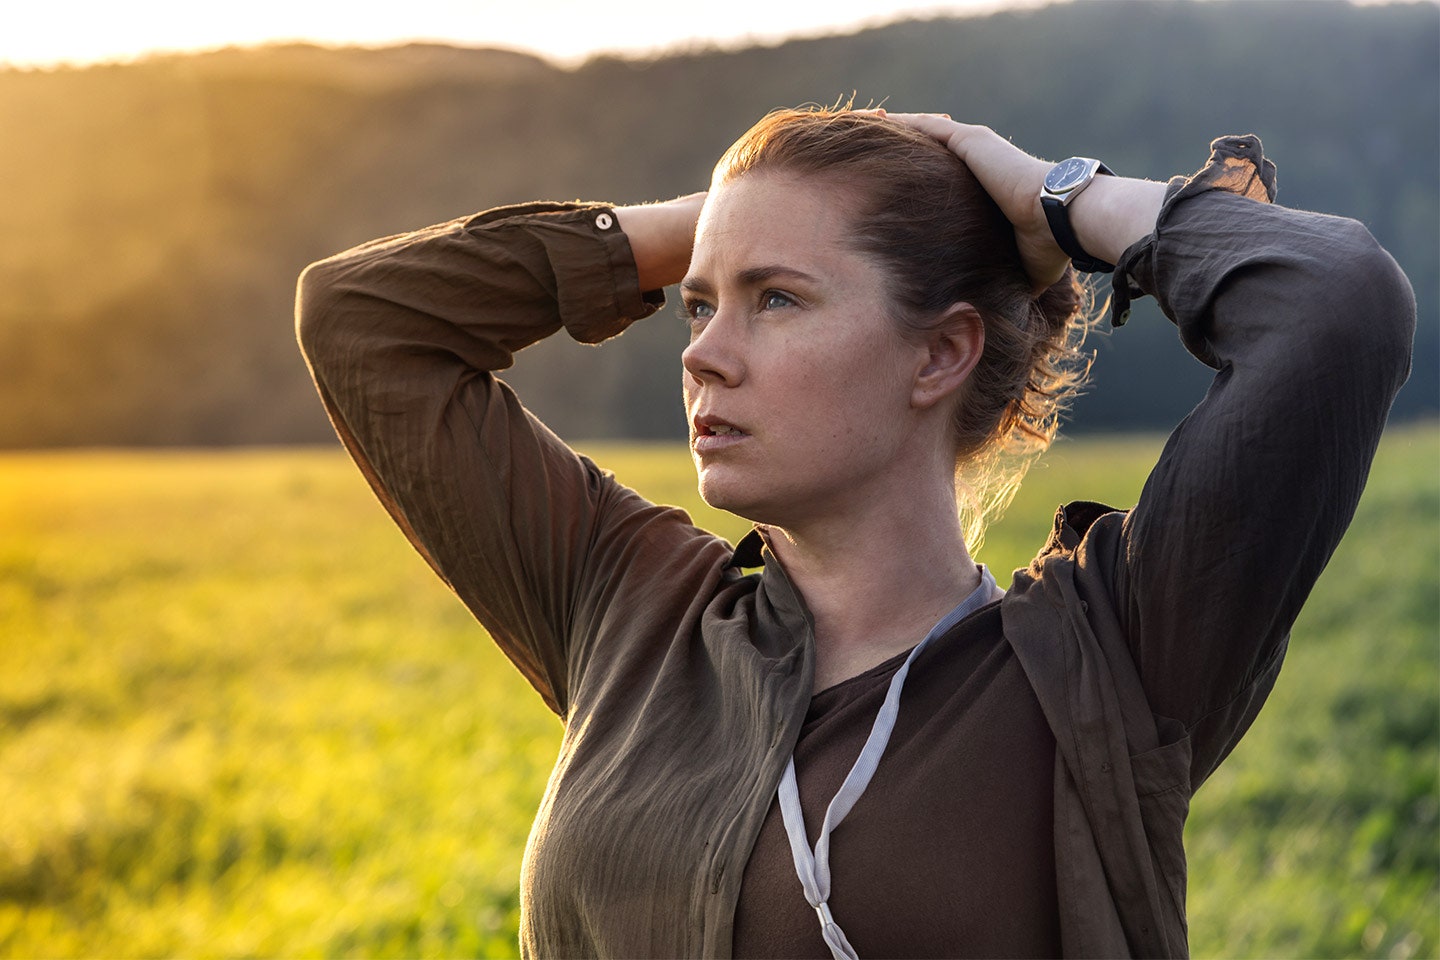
[696,468,763,521]
[696,474,742,514]
[696,468,793,527]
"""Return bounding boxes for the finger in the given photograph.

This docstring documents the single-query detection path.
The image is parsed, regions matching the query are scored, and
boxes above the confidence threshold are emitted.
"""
[883,112,955,134]
[882,113,973,151]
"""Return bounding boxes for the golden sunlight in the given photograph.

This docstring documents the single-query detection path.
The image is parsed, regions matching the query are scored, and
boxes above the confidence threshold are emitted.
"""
[1,0,1032,68]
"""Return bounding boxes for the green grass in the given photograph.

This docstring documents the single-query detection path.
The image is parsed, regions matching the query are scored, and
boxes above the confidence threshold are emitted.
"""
[1,425,1435,958]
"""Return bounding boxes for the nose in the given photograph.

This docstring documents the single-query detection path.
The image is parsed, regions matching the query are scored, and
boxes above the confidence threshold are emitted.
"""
[681,315,745,388]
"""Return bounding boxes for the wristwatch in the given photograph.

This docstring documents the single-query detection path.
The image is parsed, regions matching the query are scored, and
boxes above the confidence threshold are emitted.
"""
[1041,157,1115,273]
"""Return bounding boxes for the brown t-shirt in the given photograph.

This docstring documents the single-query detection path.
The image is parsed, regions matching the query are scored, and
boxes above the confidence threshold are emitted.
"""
[732,605,1063,958]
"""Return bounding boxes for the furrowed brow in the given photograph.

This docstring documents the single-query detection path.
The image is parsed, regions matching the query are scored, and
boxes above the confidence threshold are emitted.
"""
[680,275,714,296]
[735,265,821,287]
[681,265,821,297]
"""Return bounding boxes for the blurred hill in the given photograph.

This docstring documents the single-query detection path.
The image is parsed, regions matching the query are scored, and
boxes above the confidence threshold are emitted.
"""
[1,0,1435,447]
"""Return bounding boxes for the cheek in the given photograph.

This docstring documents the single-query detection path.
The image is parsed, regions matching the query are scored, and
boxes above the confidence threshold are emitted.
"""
[785,346,908,448]
[819,329,913,403]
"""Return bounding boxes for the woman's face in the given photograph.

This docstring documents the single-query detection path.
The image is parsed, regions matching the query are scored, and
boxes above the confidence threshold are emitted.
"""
[681,170,930,528]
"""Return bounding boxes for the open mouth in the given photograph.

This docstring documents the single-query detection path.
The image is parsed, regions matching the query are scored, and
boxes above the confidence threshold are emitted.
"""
[692,415,749,452]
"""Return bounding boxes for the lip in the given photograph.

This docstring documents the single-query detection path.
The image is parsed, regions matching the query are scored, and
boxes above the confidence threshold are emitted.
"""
[690,413,750,456]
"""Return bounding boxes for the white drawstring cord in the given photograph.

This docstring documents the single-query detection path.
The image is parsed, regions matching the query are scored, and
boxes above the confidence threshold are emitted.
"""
[775,566,1001,960]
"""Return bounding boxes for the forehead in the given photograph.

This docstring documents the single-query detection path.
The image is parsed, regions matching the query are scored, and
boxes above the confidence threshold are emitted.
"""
[692,171,860,271]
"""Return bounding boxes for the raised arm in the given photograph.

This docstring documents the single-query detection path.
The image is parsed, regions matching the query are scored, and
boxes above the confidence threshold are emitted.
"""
[1107,142,1413,780]
[889,116,1416,782]
[295,195,709,715]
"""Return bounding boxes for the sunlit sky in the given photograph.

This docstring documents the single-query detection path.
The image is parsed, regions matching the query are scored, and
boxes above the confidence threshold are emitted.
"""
[1,0,1062,69]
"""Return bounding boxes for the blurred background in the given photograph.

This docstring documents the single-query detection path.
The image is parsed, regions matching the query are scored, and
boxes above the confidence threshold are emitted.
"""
[0,0,1436,446]
[1,0,1436,957]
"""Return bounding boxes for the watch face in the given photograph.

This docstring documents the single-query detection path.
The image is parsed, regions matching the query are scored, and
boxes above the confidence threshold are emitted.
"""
[1044,157,1092,194]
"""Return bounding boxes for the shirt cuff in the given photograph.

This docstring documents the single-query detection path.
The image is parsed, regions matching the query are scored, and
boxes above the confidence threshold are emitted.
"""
[463,201,666,344]
[1108,134,1278,327]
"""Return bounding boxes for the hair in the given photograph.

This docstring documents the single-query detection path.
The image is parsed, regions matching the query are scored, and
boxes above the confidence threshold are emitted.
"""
[713,107,1095,549]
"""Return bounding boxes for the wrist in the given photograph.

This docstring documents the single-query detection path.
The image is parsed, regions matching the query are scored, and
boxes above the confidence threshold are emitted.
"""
[614,193,706,291]
[1067,177,1167,267]
[1040,157,1117,273]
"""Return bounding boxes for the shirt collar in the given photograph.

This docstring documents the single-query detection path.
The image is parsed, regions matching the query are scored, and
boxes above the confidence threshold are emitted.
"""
[729,527,768,569]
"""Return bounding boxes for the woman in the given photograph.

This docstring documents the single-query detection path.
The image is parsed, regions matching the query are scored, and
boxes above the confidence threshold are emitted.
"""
[296,110,1414,958]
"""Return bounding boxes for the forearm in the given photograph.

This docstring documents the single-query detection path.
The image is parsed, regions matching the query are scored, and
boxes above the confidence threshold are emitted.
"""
[613,192,706,291]
[297,203,658,376]
[1066,175,1167,269]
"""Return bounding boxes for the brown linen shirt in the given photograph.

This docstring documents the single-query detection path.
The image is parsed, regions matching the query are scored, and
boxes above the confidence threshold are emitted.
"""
[295,136,1415,958]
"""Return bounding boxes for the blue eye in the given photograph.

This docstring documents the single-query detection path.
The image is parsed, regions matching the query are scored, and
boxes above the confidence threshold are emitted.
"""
[761,290,794,310]
[684,300,715,324]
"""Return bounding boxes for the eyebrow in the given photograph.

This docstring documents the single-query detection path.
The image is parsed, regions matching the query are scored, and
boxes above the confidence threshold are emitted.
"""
[680,265,821,296]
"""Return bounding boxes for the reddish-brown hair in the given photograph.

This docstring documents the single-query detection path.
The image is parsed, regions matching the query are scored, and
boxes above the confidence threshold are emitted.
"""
[714,108,1093,546]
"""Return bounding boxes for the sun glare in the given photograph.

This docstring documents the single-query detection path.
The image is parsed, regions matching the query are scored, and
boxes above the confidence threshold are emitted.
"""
[1,0,1036,69]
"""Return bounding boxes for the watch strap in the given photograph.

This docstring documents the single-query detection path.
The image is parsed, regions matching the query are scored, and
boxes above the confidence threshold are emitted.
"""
[1042,196,1116,274]
[1041,158,1116,274]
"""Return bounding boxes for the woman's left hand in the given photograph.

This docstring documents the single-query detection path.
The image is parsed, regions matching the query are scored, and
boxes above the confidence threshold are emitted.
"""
[882,111,1166,292]
[883,112,1068,291]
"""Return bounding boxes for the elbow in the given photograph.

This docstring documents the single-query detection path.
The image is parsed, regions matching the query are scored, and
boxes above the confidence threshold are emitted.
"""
[1273,216,1417,400]
[1366,242,1417,395]
[1322,220,1417,395]
[294,255,347,369]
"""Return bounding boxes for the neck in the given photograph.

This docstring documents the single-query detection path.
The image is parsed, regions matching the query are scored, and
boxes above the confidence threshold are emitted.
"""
[764,476,980,694]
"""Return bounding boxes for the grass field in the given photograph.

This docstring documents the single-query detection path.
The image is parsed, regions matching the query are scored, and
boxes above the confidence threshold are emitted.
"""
[1,425,1436,958]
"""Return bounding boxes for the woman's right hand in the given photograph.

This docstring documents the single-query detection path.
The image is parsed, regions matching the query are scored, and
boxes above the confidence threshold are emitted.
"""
[614,192,707,291]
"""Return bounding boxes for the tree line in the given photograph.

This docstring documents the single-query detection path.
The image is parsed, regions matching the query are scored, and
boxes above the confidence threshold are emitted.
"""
[0,0,1434,446]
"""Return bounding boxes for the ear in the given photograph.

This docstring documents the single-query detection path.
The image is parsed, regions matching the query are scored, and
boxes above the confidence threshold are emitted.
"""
[911,302,984,410]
